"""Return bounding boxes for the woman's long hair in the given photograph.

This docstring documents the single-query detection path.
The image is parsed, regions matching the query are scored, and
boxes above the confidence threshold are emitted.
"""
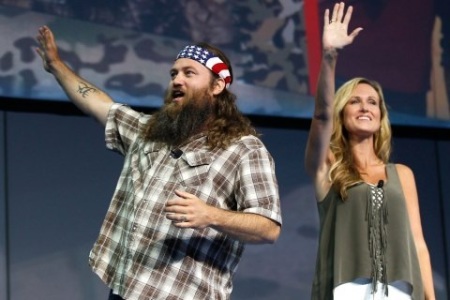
[329,77,392,200]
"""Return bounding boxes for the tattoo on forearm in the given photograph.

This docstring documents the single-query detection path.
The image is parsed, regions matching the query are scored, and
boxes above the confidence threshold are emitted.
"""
[323,48,338,62]
[77,82,98,98]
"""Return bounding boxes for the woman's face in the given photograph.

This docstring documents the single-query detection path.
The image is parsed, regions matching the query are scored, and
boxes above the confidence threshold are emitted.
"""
[342,83,382,138]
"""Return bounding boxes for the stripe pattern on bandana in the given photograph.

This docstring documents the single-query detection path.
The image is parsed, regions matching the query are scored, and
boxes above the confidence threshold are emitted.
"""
[176,45,232,88]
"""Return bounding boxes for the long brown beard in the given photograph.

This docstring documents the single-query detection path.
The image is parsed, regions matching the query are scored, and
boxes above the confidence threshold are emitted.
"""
[143,88,215,147]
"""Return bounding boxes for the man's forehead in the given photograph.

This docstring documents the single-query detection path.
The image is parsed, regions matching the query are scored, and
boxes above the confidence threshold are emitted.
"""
[172,58,208,71]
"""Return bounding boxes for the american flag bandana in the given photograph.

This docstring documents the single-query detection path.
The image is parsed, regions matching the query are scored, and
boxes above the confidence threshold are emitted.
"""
[176,45,232,88]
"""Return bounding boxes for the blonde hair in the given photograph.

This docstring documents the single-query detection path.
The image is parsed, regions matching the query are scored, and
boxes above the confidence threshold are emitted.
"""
[329,77,392,199]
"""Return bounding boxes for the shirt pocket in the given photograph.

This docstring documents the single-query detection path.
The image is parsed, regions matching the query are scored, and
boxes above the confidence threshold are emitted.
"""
[175,151,212,187]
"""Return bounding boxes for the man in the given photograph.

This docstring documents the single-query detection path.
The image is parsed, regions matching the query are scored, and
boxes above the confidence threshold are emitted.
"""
[36,26,281,300]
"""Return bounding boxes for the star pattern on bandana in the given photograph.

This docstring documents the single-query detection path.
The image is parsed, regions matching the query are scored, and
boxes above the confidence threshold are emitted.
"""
[178,46,213,64]
[176,45,232,88]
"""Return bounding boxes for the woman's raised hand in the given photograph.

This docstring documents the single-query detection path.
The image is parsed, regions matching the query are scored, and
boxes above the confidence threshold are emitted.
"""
[322,2,363,51]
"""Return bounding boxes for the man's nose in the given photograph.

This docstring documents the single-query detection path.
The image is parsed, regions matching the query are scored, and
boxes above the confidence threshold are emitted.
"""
[172,74,183,86]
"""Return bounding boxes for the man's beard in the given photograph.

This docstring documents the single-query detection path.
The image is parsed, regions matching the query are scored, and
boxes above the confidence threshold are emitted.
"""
[144,87,215,148]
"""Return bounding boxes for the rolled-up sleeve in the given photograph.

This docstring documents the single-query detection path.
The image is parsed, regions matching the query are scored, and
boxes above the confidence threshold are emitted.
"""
[236,142,282,225]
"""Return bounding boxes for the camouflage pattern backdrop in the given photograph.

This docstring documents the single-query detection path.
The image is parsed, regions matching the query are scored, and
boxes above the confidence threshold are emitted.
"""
[0,0,314,120]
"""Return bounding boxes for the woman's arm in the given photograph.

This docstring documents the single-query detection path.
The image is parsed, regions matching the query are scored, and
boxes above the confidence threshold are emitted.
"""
[304,2,362,199]
[397,164,436,300]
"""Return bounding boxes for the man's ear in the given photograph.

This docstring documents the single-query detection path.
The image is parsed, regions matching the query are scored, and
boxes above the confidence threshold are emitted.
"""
[212,78,226,95]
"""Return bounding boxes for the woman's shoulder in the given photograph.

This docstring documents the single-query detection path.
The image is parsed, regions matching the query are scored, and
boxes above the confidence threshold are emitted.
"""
[389,163,415,186]
[390,163,413,175]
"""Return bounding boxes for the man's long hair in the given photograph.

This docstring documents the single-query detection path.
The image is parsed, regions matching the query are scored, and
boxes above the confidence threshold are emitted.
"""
[143,42,257,150]
[207,85,257,149]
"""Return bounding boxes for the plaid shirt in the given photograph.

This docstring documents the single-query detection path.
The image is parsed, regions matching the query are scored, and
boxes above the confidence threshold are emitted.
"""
[89,104,281,300]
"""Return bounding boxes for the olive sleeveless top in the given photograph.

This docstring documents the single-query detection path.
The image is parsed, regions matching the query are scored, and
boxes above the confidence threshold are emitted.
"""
[311,164,424,300]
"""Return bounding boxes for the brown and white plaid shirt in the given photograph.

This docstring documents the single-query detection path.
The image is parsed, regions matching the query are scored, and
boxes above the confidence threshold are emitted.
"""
[89,104,281,300]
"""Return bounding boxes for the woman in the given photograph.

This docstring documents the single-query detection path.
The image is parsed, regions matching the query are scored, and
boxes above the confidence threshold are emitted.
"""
[304,2,435,299]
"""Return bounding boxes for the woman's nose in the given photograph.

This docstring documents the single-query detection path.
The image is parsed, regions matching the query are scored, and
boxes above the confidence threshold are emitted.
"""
[359,103,368,112]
